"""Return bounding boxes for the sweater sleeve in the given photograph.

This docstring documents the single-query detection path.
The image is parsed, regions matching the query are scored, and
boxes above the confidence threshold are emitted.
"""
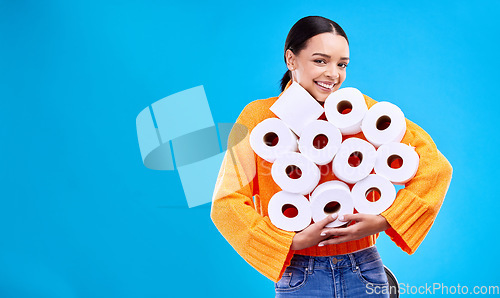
[210,103,295,282]
[380,118,453,254]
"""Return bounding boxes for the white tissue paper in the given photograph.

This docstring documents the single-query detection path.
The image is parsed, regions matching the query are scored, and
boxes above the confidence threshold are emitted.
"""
[246,84,420,232]
[310,180,354,228]
[351,174,396,215]
[374,142,419,185]
[361,101,406,147]
[332,137,377,184]
[249,118,298,162]
[298,120,342,165]
[271,152,320,195]
[324,87,368,135]
[267,191,312,232]
[270,81,324,136]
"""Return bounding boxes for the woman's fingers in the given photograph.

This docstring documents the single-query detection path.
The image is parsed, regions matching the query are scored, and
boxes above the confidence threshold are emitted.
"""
[338,213,363,222]
[318,213,364,236]
[316,213,389,247]
[318,235,351,246]
[320,225,352,237]
[316,212,338,228]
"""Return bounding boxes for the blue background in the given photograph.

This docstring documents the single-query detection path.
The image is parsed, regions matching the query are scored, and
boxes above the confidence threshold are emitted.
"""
[1,0,499,297]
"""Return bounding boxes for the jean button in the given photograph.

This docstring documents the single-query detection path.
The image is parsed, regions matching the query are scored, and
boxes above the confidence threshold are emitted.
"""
[331,257,339,264]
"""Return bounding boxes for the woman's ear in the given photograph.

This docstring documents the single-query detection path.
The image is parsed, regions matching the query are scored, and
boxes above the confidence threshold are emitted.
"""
[285,49,296,71]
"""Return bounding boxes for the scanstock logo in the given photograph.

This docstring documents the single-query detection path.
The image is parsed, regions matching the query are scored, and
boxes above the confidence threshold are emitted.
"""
[135,86,243,208]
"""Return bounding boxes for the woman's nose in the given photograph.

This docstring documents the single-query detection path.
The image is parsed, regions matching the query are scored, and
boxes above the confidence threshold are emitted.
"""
[325,65,340,80]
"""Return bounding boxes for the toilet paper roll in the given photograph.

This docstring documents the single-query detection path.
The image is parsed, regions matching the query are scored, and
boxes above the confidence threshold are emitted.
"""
[324,87,368,135]
[374,142,420,185]
[270,81,325,136]
[249,118,298,162]
[310,180,354,228]
[351,174,396,215]
[332,137,377,184]
[267,191,312,232]
[361,101,406,147]
[271,152,320,195]
[298,120,342,165]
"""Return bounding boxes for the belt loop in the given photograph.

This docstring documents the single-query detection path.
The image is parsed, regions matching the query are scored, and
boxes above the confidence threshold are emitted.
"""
[348,253,357,272]
[307,257,314,274]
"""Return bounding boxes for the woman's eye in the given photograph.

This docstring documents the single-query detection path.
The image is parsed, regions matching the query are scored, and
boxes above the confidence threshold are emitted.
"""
[339,63,348,69]
[314,59,327,64]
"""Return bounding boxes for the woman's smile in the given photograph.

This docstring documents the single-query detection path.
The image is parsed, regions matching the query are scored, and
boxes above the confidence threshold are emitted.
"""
[314,80,337,92]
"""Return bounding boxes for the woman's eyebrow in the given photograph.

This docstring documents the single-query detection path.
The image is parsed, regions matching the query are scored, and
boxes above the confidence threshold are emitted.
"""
[312,53,331,58]
[312,53,350,61]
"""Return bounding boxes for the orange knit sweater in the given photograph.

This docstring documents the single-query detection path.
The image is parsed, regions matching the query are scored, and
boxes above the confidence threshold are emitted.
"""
[211,80,453,282]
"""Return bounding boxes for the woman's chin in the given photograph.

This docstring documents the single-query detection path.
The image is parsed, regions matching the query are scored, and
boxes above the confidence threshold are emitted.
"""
[314,97,327,105]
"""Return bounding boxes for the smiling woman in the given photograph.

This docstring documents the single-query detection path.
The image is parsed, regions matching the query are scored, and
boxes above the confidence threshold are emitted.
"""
[211,15,453,298]
[280,17,349,103]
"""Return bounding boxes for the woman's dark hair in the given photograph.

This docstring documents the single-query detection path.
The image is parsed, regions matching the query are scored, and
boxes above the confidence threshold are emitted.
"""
[280,16,349,91]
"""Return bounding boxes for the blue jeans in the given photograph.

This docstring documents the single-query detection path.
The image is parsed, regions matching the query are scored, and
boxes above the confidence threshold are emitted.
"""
[275,246,390,297]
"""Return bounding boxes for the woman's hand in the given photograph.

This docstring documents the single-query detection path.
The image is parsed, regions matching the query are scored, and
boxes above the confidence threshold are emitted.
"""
[317,214,391,247]
[290,213,338,250]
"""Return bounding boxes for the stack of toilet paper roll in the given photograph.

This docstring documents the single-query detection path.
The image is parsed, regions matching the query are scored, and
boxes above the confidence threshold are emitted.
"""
[250,81,420,232]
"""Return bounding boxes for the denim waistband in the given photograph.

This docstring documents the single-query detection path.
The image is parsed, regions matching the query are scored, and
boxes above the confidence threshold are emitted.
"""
[290,246,380,271]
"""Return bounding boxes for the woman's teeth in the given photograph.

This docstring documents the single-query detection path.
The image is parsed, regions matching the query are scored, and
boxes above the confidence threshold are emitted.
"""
[315,81,334,89]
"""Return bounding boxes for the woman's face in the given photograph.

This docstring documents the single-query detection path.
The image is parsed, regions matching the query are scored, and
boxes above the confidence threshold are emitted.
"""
[286,32,349,103]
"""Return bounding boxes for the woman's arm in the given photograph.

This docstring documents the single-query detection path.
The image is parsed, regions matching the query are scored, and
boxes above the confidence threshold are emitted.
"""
[380,118,453,254]
[210,102,296,282]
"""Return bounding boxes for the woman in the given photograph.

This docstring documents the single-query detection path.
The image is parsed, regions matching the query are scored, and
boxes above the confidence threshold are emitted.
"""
[211,16,452,297]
